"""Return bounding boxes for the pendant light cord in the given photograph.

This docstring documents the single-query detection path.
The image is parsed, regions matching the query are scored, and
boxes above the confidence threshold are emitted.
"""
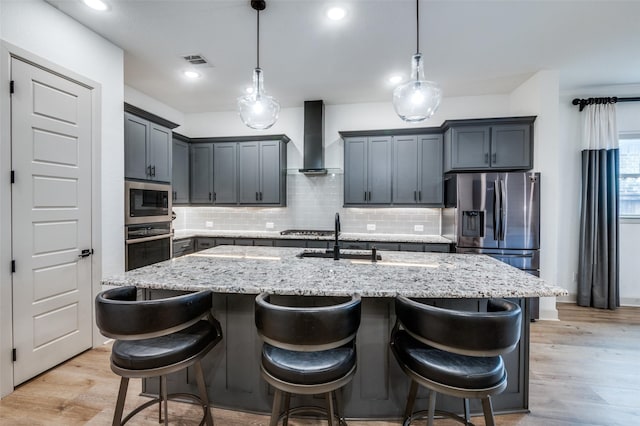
[256,8,260,68]
[416,0,419,54]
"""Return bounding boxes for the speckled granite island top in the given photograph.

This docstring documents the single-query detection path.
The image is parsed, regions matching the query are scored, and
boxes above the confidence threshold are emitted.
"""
[103,246,567,298]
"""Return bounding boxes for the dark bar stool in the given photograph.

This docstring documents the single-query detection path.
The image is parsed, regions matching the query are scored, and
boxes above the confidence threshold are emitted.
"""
[95,286,223,426]
[254,293,362,426]
[390,296,522,426]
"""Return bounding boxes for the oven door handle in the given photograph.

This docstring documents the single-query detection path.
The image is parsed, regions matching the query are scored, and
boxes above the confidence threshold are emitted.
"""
[126,234,172,244]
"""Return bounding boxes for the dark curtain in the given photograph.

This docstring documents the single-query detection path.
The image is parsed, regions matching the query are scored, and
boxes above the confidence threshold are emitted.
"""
[577,148,619,309]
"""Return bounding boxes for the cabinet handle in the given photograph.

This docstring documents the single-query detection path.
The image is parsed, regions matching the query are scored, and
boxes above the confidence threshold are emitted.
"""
[259,192,263,201]
[256,192,259,201]
[414,191,417,201]
[492,152,497,163]
[368,191,372,201]
[364,191,367,202]
[147,165,151,176]
[213,192,216,202]
[209,192,212,201]
[151,165,156,176]
[484,153,489,164]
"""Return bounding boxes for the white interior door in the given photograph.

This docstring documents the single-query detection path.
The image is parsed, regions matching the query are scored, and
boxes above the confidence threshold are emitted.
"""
[11,58,93,385]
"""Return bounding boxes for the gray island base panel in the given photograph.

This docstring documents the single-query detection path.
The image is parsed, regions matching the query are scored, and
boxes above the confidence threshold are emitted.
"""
[102,246,567,420]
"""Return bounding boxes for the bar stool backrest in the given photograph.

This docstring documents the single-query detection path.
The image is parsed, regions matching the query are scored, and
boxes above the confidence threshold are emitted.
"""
[394,296,522,357]
[255,293,361,352]
[95,286,213,340]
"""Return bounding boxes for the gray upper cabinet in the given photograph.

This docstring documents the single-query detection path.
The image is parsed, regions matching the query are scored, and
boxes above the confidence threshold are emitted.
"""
[190,143,213,204]
[172,137,189,204]
[393,134,443,206]
[344,136,392,205]
[124,112,172,182]
[213,143,238,204]
[238,140,286,205]
[443,117,534,172]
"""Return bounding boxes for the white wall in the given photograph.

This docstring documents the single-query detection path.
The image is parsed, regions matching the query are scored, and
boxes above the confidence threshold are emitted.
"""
[125,85,185,128]
[0,0,123,397]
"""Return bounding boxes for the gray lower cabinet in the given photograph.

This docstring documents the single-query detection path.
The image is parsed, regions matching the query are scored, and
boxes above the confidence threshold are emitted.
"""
[125,112,172,182]
[196,237,215,251]
[443,118,534,172]
[145,294,530,418]
[393,134,443,206]
[344,136,392,205]
[172,137,190,204]
[172,238,193,257]
[238,140,285,205]
[190,144,213,204]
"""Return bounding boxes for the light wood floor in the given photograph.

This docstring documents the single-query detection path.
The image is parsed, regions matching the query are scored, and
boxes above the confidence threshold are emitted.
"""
[1,303,639,425]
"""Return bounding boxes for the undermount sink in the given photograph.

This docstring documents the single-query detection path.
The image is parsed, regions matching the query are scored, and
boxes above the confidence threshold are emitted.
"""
[297,250,382,261]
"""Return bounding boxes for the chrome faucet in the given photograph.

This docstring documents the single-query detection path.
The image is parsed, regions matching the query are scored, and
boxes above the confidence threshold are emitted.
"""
[333,212,341,260]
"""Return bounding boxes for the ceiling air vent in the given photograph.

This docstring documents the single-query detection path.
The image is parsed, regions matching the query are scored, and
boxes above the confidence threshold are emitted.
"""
[182,54,210,66]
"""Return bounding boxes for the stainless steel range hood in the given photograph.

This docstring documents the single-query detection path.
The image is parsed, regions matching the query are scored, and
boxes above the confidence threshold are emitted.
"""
[298,100,328,175]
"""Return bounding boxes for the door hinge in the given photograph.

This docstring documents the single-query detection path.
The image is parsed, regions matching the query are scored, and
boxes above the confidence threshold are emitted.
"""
[10,170,15,184]
[12,348,16,362]
[11,260,15,273]
[10,80,14,95]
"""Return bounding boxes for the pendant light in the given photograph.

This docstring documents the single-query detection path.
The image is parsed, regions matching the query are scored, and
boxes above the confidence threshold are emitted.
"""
[238,0,280,130]
[392,0,441,122]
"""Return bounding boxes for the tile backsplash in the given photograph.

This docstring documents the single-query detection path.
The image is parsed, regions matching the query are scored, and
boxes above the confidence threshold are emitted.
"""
[173,173,441,235]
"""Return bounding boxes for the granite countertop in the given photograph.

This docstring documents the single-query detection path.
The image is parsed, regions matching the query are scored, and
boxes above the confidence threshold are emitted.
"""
[173,229,452,244]
[103,246,567,299]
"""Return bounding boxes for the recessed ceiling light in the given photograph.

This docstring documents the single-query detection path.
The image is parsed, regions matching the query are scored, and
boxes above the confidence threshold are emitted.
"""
[184,70,201,79]
[83,0,108,11]
[327,7,346,21]
[389,75,403,84]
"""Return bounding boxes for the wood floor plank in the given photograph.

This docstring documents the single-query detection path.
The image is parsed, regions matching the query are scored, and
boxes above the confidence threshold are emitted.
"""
[0,302,638,425]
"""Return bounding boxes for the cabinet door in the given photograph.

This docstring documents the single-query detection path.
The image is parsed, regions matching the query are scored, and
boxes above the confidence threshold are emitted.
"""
[238,142,260,203]
[393,136,419,204]
[367,136,392,204]
[213,143,237,204]
[450,126,491,169]
[190,144,213,204]
[490,124,531,169]
[259,141,281,204]
[418,134,443,205]
[148,123,172,182]
[172,139,190,203]
[344,137,368,204]
[124,112,148,180]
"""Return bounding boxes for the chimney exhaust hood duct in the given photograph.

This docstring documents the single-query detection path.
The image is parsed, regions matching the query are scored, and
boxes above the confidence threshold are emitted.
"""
[299,100,328,175]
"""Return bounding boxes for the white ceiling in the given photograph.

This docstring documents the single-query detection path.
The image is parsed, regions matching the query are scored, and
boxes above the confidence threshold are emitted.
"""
[45,0,640,114]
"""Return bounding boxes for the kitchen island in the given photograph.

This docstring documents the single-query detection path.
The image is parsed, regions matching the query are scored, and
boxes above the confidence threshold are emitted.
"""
[102,245,566,419]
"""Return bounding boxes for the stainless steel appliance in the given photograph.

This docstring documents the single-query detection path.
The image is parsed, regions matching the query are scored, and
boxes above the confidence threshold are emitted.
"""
[443,171,541,318]
[125,180,172,225]
[125,222,172,271]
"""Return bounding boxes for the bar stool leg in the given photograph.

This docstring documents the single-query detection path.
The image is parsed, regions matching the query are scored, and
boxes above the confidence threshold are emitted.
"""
[194,360,214,426]
[481,397,496,426]
[334,389,345,425]
[282,392,290,426]
[158,377,163,423]
[160,375,168,426]
[426,390,437,426]
[325,392,335,426]
[403,380,419,421]
[112,377,129,426]
[270,389,282,426]
[463,398,471,425]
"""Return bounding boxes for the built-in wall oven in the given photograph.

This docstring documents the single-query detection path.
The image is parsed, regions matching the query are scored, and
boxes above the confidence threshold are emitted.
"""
[125,180,173,271]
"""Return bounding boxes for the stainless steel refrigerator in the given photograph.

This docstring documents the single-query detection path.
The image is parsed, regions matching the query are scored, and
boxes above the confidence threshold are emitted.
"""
[443,172,540,275]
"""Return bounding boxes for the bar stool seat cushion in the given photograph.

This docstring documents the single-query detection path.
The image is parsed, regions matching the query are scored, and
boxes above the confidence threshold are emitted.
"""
[262,341,356,386]
[112,320,220,370]
[392,329,505,390]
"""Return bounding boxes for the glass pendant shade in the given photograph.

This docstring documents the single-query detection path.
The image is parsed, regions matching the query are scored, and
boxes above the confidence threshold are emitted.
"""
[393,53,441,122]
[237,67,280,130]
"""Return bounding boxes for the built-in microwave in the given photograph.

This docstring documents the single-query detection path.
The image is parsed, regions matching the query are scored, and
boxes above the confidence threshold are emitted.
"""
[125,180,172,225]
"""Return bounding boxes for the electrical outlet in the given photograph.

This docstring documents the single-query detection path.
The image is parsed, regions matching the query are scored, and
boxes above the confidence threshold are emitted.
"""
[266,222,274,229]
[414,225,424,232]
[366,224,376,231]
[205,221,213,228]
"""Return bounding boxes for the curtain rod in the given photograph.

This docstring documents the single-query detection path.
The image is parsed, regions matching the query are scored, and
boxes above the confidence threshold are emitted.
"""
[572,96,640,112]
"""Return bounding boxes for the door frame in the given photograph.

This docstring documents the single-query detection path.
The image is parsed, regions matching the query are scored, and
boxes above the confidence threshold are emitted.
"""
[0,42,103,397]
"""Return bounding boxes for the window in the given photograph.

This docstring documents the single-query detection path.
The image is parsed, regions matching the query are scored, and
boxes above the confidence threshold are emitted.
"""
[619,133,640,217]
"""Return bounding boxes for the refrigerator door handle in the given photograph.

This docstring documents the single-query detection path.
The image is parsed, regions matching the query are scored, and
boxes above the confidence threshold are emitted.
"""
[493,180,500,241]
[500,179,507,240]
